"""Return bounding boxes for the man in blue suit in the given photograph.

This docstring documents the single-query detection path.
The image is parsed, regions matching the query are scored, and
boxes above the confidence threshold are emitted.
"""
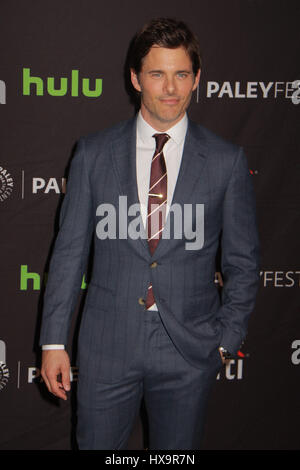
[40,18,260,449]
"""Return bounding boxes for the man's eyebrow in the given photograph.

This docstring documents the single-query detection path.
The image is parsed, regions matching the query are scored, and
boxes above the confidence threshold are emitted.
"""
[147,69,193,73]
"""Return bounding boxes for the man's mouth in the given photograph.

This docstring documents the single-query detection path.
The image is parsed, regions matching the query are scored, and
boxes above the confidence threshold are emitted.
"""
[159,97,180,105]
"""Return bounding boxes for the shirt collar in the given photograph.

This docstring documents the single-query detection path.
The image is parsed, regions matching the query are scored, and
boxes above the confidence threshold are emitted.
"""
[137,110,188,146]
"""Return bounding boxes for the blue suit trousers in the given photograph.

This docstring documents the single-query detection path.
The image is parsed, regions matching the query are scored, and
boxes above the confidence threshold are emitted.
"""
[76,309,222,450]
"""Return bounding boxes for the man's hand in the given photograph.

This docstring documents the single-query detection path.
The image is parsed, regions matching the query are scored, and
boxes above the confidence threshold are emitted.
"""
[218,347,231,365]
[41,350,71,400]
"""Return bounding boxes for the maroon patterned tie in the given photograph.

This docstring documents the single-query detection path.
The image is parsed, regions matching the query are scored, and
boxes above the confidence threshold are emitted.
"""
[146,133,170,309]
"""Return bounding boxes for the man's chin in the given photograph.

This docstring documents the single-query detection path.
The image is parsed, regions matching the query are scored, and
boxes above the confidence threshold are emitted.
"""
[142,105,185,129]
[156,110,184,125]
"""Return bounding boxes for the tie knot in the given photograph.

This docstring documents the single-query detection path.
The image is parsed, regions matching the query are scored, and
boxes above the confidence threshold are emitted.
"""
[153,133,170,153]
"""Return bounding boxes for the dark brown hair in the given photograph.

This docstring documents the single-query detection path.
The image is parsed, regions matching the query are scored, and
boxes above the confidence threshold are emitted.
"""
[129,18,202,75]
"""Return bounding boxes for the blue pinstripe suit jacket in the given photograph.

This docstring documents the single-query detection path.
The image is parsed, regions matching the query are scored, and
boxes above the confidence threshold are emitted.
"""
[39,116,260,383]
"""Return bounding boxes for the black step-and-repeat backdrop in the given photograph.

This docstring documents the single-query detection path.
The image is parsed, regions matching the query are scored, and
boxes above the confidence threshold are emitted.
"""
[1,1,299,450]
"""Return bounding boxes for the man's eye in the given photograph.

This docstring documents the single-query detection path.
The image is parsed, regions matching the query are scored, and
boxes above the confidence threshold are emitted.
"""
[150,73,162,78]
[177,73,188,79]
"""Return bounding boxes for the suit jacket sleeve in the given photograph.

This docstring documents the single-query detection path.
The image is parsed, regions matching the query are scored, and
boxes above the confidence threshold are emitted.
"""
[39,138,93,346]
[218,146,260,355]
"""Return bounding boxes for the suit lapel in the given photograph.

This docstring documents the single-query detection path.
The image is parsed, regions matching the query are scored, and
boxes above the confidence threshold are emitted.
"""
[110,117,138,208]
[110,117,149,257]
[153,119,209,259]
[170,120,208,208]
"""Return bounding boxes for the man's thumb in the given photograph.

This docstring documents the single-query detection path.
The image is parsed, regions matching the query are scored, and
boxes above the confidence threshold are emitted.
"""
[61,365,71,391]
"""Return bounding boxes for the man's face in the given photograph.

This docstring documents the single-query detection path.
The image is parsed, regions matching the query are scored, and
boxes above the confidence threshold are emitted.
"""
[131,46,200,131]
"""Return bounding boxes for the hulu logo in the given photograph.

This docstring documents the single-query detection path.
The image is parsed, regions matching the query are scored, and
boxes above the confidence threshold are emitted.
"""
[23,68,103,98]
[20,265,87,290]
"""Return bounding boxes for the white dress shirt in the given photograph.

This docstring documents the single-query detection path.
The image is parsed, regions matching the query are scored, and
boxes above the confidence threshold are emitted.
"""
[42,111,188,350]
[136,110,187,228]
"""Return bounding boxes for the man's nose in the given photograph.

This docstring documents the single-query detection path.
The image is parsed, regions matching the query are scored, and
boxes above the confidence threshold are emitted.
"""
[163,76,176,94]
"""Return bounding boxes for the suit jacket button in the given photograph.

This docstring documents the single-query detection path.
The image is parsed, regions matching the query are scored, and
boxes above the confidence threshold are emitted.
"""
[138,297,145,305]
[150,261,158,268]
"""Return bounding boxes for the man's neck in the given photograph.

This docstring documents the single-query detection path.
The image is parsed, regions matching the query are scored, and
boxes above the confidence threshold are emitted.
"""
[139,108,186,132]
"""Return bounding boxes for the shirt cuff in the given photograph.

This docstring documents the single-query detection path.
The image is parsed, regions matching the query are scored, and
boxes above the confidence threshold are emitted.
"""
[42,344,65,350]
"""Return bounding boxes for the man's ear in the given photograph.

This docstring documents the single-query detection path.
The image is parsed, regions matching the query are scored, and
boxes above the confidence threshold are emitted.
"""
[192,69,201,91]
[130,69,142,92]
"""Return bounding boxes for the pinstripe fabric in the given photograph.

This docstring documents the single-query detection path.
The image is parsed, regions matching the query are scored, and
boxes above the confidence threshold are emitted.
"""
[76,309,222,450]
[39,116,260,449]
